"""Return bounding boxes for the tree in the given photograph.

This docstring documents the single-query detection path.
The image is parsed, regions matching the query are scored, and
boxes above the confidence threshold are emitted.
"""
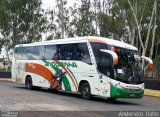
[75,0,95,36]
[127,0,157,57]
[155,55,160,79]
[150,0,157,58]
[0,0,47,48]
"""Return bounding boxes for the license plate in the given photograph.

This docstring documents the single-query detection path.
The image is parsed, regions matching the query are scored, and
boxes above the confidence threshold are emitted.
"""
[130,94,136,97]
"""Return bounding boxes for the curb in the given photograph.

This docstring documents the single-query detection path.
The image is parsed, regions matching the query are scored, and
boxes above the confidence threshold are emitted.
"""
[144,89,160,97]
[0,78,12,82]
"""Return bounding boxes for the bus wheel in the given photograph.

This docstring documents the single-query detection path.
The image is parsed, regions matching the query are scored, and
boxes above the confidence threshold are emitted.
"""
[80,82,91,99]
[26,77,33,90]
[107,98,117,102]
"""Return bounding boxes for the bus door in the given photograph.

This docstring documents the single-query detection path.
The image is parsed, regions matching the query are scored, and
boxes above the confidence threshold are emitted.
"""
[97,51,114,97]
[98,49,118,97]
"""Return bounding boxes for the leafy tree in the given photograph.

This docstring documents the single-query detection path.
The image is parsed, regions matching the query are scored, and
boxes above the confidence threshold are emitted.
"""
[71,0,95,36]
[154,55,160,79]
[0,0,47,48]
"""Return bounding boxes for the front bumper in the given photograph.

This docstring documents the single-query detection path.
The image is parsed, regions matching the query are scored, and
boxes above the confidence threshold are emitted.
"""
[110,84,144,98]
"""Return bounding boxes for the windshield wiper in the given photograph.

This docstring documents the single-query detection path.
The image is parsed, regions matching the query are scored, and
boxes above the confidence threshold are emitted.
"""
[127,52,142,84]
[126,52,135,83]
[132,62,142,83]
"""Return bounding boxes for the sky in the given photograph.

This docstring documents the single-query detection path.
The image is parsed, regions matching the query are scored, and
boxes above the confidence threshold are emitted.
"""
[41,0,76,9]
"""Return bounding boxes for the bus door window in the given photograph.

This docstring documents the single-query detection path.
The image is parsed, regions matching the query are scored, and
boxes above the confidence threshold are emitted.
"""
[90,43,112,76]
[98,52,111,77]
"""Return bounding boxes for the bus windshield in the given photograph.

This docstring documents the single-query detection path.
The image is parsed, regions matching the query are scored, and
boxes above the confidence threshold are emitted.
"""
[114,47,144,84]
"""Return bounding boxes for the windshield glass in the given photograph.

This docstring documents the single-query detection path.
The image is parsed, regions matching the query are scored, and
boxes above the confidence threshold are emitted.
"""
[114,47,144,84]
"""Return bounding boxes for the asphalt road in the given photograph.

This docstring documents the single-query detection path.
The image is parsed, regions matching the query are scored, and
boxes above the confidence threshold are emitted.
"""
[0,81,160,117]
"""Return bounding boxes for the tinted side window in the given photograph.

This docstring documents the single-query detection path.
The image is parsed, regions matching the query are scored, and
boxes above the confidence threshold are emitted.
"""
[25,47,33,60]
[59,43,91,64]
[14,47,24,60]
[39,46,45,59]
[23,46,45,60]
[43,43,91,64]
[44,45,57,60]
[14,48,18,59]
[56,44,73,60]
[77,43,91,64]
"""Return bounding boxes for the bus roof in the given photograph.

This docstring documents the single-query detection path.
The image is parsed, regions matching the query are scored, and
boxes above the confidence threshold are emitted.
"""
[15,36,138,51]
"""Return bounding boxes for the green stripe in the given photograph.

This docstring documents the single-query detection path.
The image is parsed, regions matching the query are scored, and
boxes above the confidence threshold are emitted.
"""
[67,68,78,86]
[42,60,71,91]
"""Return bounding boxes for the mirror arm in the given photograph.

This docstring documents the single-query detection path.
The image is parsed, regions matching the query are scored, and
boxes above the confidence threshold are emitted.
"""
[141,56,153,70]
[100,49,118,65]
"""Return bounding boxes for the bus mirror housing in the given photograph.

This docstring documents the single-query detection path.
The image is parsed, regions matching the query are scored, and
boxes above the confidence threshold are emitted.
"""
[141,56,153,70]
[100,49,118,65]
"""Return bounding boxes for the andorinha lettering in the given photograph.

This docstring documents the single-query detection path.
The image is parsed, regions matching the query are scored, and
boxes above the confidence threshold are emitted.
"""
[43,60,78,68]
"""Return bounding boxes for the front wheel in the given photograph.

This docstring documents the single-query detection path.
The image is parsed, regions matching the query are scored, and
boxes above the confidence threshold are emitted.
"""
[107,97,117,102]
[80,82,91,99]
[26,77,33,90]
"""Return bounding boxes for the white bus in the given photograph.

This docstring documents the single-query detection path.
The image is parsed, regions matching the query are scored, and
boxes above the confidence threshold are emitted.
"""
[12,36,153,100]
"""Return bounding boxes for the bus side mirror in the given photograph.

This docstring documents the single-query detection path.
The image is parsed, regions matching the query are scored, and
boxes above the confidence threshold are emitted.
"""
[141,56,153,70]
[100,49,118,65]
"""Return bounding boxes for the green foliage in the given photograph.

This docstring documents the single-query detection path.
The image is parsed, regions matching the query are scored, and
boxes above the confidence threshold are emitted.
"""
[155,55,160,70]
[0,0,160,61]
[0,0,47,48]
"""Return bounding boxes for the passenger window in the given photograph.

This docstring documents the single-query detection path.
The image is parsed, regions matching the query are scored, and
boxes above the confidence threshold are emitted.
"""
[77,43,91,64]
[26,47,33,60]
[43,43,91,64]
[39,46,45,59]
[15,47,24,60]
[45,45,57,60]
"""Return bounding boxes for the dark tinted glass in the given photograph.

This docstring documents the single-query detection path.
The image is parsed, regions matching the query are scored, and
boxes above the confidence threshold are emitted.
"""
[90,43,111,76]
[15,46,45,60]
[14,47,24,59]
[14,43,91,64]
[97,52,111,76]
[77,43,91,64]
[90,43,109,64]
[44,43,91,64]
[44,45,57,60]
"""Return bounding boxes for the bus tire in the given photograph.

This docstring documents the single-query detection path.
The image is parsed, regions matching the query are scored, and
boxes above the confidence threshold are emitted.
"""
[26,76,33,90]
[80,82,91,99]
[107,98,117,102]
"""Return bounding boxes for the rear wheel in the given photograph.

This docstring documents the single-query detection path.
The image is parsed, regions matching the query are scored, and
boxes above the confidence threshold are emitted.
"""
[80,82,91,99]
[26,76,33,90]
